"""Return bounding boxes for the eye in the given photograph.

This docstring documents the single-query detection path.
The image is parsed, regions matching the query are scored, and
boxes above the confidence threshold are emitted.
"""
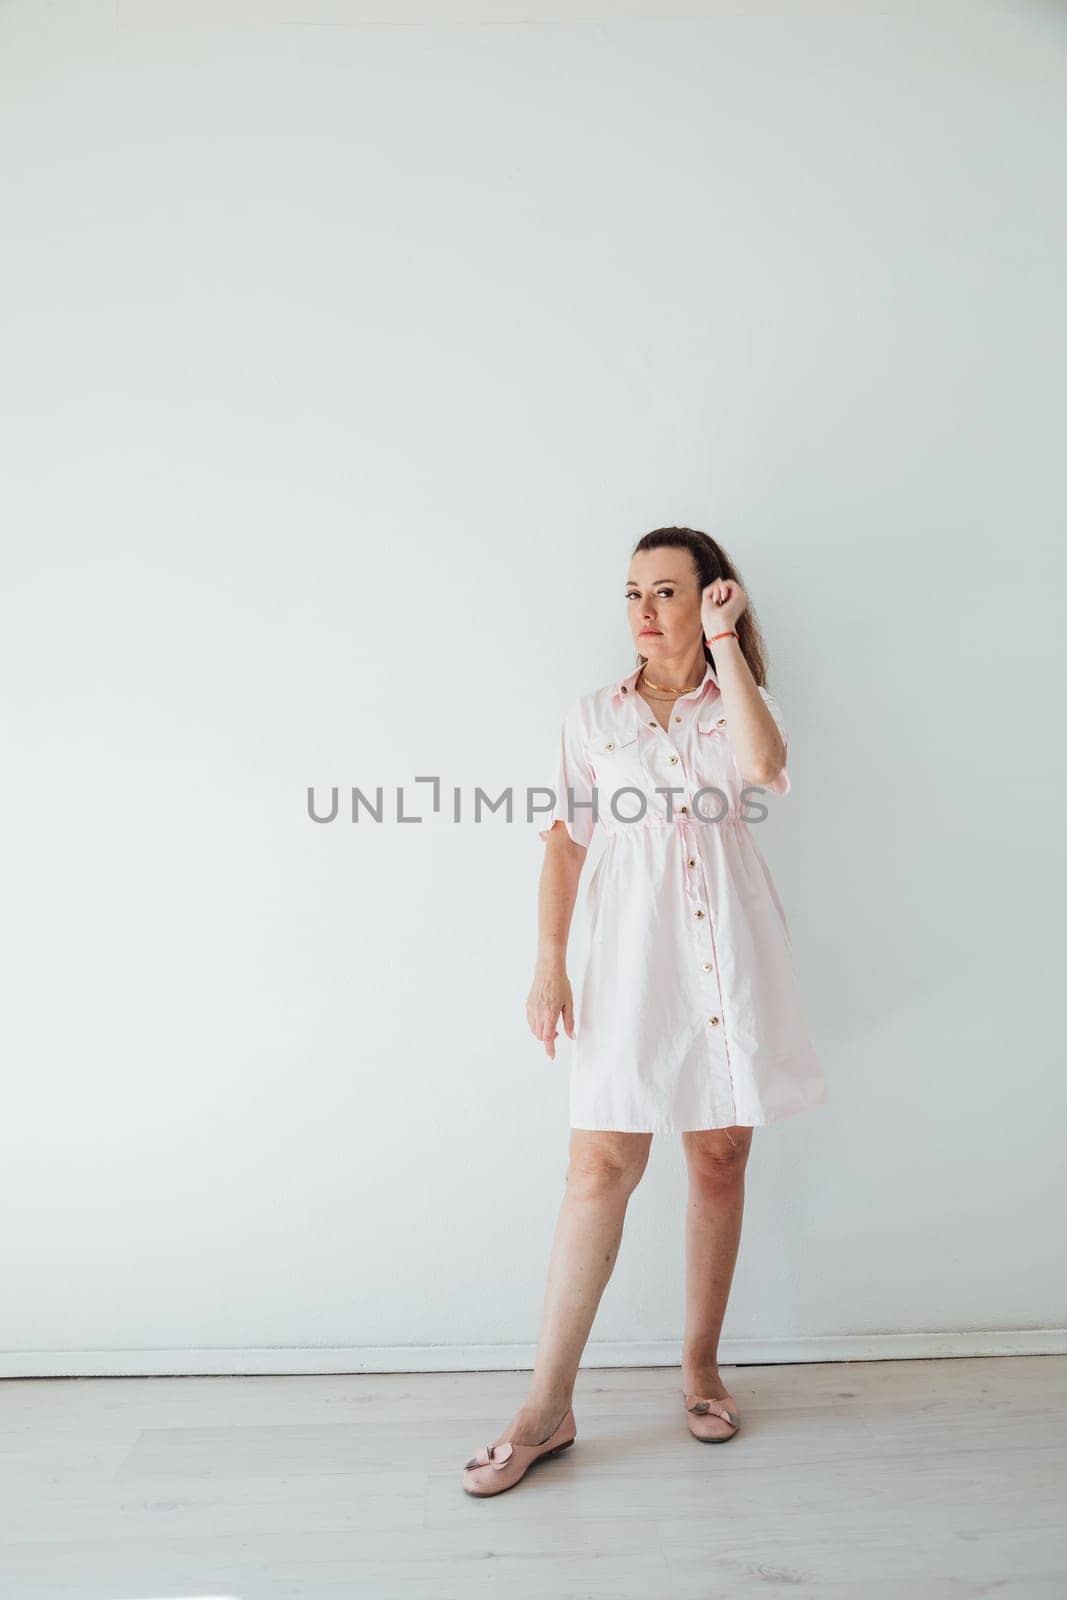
[625,587,675,599]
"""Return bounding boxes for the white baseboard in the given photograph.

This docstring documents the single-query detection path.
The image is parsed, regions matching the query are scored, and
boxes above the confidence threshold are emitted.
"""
[3,1328,1065,1379]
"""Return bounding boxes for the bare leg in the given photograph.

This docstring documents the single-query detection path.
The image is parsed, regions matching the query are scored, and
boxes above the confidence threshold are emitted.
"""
[492,1129,652,1446]
[680,1124,754,1398]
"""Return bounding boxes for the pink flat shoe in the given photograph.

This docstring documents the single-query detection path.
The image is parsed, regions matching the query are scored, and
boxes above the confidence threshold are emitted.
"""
[682,1386,741,1443]
[462,1406,577,1497]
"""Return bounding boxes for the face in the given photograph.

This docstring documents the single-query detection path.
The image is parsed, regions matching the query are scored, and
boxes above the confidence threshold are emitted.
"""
[625,548,703,659]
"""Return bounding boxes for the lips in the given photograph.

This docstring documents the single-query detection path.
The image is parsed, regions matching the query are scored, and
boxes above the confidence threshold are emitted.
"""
[639,629,662,636]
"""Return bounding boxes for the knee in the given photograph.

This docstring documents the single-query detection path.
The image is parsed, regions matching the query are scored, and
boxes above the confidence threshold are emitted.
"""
[565,1135,650,1199]
[566,1156,646,1200]
[683,1126,752,1185]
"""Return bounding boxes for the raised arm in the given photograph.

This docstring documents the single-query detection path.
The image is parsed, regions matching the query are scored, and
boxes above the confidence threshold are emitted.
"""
[701,581,789,791]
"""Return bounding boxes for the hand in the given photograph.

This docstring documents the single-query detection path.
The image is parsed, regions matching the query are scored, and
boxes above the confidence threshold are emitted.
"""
[701,578,747,638]
[526,966,575,1060]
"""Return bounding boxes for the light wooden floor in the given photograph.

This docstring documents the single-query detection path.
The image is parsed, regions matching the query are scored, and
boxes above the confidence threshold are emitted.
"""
[1,1355,1065,1598]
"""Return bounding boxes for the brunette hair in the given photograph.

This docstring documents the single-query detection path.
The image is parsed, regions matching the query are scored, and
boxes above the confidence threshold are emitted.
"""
[630,526,769,687]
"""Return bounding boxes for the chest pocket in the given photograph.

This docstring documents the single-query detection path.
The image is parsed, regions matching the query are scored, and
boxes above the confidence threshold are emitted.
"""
[585,727,645,819]
[693,715,737,790]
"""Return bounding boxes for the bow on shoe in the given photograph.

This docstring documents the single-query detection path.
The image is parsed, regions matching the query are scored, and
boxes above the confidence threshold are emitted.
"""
[464,1440,514,1471]
[686,1397,739,1427]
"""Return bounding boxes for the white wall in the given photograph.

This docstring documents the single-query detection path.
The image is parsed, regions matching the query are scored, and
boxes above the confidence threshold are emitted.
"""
[2,0,1064,1375]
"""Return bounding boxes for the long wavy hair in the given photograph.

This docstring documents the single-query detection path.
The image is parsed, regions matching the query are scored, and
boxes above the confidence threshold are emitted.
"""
[631,526,769,687]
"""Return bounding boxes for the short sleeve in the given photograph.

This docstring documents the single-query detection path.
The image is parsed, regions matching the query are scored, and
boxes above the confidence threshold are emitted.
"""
[757,686,791,796]
[538,700,597,848]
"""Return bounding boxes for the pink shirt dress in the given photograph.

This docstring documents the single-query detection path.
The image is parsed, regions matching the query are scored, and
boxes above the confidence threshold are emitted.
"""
[539,659,829,1134]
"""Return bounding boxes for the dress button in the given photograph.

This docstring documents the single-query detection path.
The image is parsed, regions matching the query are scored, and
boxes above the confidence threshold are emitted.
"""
[708,1015,720,1026]
[695,908,705,919]
[605,741,614,750]
[668,755,679,765]
[716,717,727,727]
[648,719,656,727]
[680,805,688,813]
[688,857,696,867]
[702,961,712,971]
[674,715,681,723]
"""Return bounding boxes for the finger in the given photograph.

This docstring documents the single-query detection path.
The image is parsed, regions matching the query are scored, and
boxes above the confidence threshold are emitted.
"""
[562,1000,575,1039]
[544,1028,557,1060]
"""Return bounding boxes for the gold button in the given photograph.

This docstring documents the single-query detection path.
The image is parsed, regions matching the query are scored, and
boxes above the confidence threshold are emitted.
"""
[680,805,688,813]
[708,1015,720,1026]
[648,719,656,727]
[674,715,681,722]
[669,754,679,765]
[688,857,696,867]
[716,717,727,727]
[695,908,705,919]
[702,961,712,971]
[605,741,614,750]
[621,686,628,694]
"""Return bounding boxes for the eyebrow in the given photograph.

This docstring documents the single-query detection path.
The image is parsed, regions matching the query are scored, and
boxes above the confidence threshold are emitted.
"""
[626,578,681,586]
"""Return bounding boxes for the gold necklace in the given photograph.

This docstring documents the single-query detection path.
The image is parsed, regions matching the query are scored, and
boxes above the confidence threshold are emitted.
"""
[639,669,704,696]
[639,686,687,702]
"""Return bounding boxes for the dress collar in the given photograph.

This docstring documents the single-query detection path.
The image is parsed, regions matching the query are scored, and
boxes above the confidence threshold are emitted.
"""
[613,657,719,707]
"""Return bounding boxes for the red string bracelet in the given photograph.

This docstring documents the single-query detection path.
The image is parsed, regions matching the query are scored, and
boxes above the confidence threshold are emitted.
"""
[705,630,738,645]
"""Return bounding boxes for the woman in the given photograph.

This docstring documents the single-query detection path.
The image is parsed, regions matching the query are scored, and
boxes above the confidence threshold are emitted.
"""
[461,526,828,1499]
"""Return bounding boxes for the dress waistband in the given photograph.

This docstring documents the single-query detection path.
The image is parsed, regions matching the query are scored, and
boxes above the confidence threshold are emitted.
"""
[601,811,749,837]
